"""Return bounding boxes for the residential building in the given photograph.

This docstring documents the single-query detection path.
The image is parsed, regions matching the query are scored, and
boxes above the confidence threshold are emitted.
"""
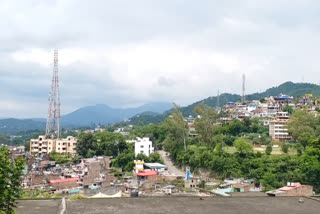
[30,135,77,156]
[269,112,291,142]
[266,182,313,197]
[133,137,154,157]
[134,160,144,173]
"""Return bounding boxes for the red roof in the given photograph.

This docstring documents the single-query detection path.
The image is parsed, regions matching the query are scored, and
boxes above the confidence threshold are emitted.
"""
[49,178,78,184]
[137,170,157,176]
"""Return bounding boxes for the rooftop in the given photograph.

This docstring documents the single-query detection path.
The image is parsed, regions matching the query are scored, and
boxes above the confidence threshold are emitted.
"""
[16,197,320,214]
[144,163,168,169]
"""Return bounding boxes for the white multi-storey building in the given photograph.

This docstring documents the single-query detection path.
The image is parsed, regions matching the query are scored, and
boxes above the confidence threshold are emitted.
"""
[133,137,154,157]
[30,135,77,156]
[269,112,291,142]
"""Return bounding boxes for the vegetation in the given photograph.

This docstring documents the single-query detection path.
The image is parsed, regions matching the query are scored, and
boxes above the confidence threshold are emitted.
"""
[0,146,25,214]
[77,132,127,158]
[265,145,272,155]
[68,95,320,193]
[160,104,320,192]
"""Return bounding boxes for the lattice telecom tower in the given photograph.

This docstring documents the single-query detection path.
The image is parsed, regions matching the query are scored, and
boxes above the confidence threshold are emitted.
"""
[45,50,61,139]
[241,73,246,104]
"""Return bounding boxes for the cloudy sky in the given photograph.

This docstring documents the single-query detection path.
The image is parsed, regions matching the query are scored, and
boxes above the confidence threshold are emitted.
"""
[1,0,320,118]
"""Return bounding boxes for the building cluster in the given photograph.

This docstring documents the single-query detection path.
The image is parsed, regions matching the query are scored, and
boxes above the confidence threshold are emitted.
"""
[23,155,118,195]
[184,93,320,142]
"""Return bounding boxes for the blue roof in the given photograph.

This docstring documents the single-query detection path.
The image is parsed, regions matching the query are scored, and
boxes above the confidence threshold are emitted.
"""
[68,189,80,194]
[144,163,168,169]
[274,95,291,100]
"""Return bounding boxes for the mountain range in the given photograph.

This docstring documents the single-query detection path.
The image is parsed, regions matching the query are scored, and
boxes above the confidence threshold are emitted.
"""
[0,102,172,134]
[1,81,320,134]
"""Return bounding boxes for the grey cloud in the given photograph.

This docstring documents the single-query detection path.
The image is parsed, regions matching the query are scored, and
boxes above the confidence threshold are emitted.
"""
[2,0,320,117]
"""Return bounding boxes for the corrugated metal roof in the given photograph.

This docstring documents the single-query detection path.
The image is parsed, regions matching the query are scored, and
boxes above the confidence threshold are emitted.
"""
[137,170,157,176]
[49,177,78,184]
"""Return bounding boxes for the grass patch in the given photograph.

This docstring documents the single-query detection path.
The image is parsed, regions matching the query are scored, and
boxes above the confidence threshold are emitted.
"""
[224,146,297,155]
[68,194,88,200]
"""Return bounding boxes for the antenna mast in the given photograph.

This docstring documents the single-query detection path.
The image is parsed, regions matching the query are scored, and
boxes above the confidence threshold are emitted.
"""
[216,89,220,111]
[241,73,246,104]
[46,50,61,139]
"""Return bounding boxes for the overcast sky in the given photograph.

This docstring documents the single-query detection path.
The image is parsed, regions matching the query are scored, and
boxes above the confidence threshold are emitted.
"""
[1,0,320,118]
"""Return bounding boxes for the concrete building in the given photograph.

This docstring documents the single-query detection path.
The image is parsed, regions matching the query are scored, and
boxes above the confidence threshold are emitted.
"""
[134,160,144,173]
[30,135,77,156]
[269,112,291,142]
[266,182,313,197]
[133,137,154,157]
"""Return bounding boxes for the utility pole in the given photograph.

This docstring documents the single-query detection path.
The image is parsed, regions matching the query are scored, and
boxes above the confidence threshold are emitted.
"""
[46,50,61,139]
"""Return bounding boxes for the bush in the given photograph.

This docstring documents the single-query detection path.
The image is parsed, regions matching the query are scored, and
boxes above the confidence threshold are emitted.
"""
[265,145,272,155]
[281,143,289,154]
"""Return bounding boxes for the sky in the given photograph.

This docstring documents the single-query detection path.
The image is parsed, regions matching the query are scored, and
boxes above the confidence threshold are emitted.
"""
[2,0,320,118]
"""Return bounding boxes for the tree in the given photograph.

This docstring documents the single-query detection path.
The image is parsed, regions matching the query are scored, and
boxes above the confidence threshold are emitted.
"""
[149,153,163,163]
[282,105,293,115]
[0,146,25,214]
[261,172,282,191]
[76,133,95,157]
[281,143,289,154]
[234,138,253,157]
[265,145,272,155]
[165,104,188,151]
[295,143,303,156]
[259,98,266,103]
[194,103,218,146]
[288,109,317,147]
[94,132,127,156]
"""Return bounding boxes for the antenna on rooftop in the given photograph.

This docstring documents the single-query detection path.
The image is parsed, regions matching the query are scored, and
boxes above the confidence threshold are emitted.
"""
[241,73,246,104]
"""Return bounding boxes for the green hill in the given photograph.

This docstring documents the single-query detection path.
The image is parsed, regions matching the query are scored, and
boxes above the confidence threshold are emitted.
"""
[125,81,320,124]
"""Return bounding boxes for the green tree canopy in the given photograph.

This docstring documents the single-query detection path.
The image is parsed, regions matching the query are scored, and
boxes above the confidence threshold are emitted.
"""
[234,138,253,157]
[0,146,25,214]
[193,103,218,146]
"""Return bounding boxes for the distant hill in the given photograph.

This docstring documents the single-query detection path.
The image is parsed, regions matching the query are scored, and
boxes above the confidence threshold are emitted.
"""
[0,118,45,134]
[0,102,173,134]
[180,81,320,116]
[2,82,320,133]
[61,102,173,127]
[124,81,320,124]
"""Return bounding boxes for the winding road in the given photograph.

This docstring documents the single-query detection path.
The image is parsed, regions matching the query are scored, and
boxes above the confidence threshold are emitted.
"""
[157,150,185,176]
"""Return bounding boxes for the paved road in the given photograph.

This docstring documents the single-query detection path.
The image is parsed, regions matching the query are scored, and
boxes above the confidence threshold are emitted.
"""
[158,150,185,176]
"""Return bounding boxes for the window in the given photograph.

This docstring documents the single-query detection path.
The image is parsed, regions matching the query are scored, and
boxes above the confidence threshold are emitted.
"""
[140,145,144,148]
[140,151,144,154]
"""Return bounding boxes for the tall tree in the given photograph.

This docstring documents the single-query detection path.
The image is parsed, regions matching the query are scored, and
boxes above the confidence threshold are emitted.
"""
[194,103,218,146]
[288,109,318,147]
[0,146,25,214]
[76,133,95,157]
[165,104,188,151]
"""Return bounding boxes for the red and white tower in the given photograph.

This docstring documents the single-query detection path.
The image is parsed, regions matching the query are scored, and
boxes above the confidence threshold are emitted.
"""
[46,49,61,139]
